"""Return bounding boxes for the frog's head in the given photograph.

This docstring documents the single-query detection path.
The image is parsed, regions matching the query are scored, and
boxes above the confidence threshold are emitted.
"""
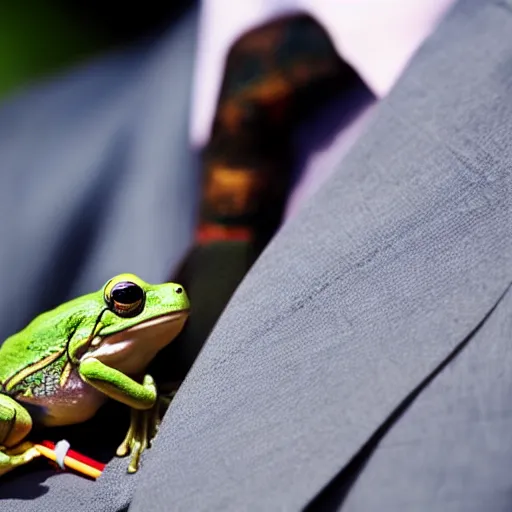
[81,273,190,375]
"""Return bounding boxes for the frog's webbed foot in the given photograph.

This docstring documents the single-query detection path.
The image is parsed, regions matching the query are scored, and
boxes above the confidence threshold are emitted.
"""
[116,407,151,473]
[0,442,41,477]
[116,391,176,474]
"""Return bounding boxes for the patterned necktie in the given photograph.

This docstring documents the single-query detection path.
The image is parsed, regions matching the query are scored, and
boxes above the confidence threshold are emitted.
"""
[164,13,360,379]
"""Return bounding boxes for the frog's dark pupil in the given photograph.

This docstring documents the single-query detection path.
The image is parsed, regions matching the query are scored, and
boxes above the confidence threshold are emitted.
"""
[111,282,143,305]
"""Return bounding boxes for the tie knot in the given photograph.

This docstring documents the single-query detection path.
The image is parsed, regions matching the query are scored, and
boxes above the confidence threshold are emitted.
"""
[212,13,356,136]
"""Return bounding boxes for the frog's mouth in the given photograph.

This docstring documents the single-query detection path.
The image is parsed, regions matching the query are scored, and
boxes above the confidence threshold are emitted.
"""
[83,309,189,375]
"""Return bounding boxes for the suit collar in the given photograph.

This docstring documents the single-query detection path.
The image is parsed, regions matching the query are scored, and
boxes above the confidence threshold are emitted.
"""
[131,0,512,509]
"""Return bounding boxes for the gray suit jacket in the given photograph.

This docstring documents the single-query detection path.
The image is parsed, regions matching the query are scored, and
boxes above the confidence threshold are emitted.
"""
[1,0,512,510]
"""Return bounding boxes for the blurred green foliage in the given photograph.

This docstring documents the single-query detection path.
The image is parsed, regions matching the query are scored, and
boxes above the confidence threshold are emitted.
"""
[0,1,107,99]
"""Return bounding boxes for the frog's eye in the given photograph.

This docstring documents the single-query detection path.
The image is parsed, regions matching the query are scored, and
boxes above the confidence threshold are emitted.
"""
[105,281,145,318]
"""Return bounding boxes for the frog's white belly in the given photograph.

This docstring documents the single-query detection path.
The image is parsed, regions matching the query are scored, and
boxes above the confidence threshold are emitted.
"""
[18,370,107,427]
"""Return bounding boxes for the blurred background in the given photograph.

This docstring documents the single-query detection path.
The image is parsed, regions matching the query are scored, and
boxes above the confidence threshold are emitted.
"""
[0,0,190,100]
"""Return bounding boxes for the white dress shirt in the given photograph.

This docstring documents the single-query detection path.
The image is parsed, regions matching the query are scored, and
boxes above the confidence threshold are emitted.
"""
[190,0,456,219]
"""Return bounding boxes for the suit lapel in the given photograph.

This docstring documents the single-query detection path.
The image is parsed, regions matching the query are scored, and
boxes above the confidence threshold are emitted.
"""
[131,0,512,509]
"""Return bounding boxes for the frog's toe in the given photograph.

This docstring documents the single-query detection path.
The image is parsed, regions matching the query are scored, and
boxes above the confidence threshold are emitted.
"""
[127,437,146,474]
[116,439,130,458]
[0,442,41,476]
[116,422,133,458]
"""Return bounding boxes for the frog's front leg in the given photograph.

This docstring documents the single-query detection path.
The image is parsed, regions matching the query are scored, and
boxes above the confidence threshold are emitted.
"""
[0,394,40,476]
[78,358,158,473]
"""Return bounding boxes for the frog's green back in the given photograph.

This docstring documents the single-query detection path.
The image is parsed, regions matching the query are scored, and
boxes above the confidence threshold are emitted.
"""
[0,293,100,385]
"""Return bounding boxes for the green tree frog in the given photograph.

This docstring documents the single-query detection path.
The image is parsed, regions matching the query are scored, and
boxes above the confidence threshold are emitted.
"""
[0,273,189,477]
